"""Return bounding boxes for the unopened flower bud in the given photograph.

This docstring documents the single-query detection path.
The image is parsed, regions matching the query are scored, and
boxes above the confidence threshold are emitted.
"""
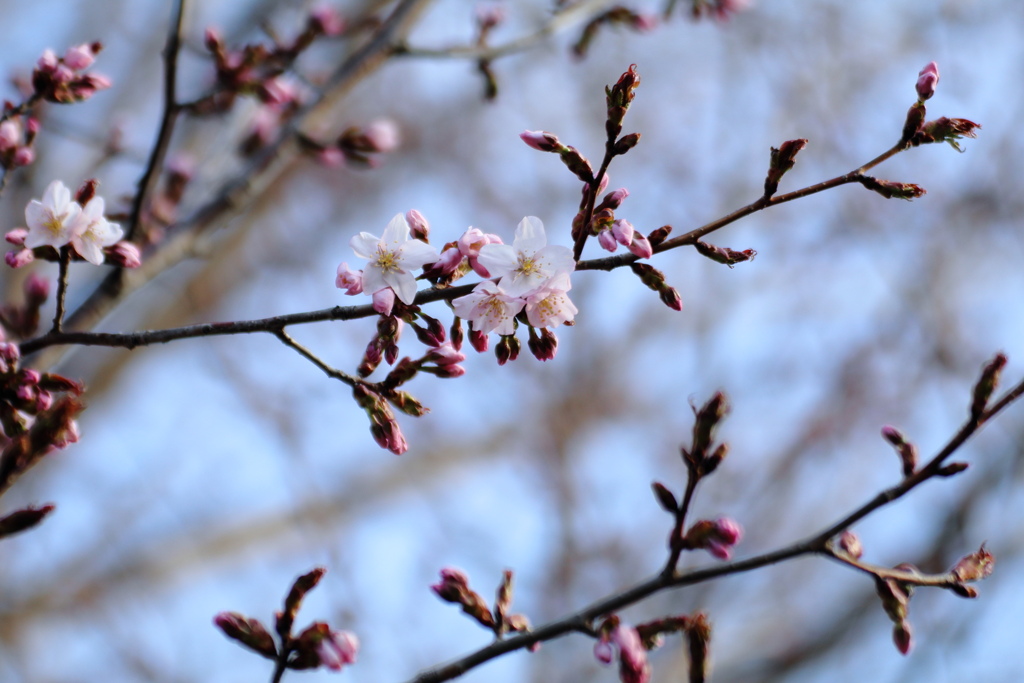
[106,241,142,268]
[838,531,863,559]
[612,132,641,156]
[970,352,1007,421]
[63,44,96,70]
[6,249,34,268]
[598,230,617,252]
[519,130,563,152]
[915,61,939,101]
[558,146,594,183]
[405,209,429,242]
[893,620,913,655]
[214,612,277,657]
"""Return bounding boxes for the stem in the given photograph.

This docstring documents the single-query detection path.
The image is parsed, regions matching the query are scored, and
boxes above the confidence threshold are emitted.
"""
[50,246,72,333]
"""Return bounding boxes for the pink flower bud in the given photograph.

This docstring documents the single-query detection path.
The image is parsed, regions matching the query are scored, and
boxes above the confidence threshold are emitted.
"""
[594,640,614,665]
[602,187,629,209]
[632,14,658,31]
[5,249,34,268]
[13,147,35,167]
[364,119,400,153]
[24,273,50,304]
[335,262,364,295]
[405,209,429,241]
[309,6,346,37]
[204,26,223,51]
[5,229,27,246]
[595,172,610,196]
[317,147,345,167]
[372,288,395,316]
[598,230,618,252]
[916,61,939,101]
[0,121,19,151]
[475,4,506,29]
[107,241,142,268]
[627,230,653,259]
[317,630,359,670]
[519,130,562,152]
[424,247,464,278]
[63,44,96,70]
[37,49,58,72]
[612,219,634,246]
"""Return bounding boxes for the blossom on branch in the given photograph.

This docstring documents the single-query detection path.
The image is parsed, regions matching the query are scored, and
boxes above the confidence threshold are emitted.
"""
[24,180,83,249]
[477,216,574,298]
[452,281,525,336]
[349,213,439,305]
[71,196,123,265]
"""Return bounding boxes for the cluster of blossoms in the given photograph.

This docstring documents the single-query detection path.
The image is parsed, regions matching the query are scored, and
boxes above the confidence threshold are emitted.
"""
[337,212,578,363]
[5,180,140,268]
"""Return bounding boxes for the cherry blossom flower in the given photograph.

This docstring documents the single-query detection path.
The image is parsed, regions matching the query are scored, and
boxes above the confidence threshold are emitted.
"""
[24,180,84,249]
[452,281,525,335]
[349,213,439,305]
[524,273,577,328]
[335,262,363,295]
[71,196,123,265]
[476,216,574,298]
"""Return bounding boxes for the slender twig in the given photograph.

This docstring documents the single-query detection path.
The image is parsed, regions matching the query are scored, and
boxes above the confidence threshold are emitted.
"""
[393,0,612,62]
[50,246,72,333]
[663,469,699,575]
[125,0,187,243]
[18,137,920,357]
[403,376,1024,683]
[273,329,359,386]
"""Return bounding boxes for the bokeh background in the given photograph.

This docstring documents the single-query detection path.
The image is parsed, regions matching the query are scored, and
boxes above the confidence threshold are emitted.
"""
[0,0,1022,681]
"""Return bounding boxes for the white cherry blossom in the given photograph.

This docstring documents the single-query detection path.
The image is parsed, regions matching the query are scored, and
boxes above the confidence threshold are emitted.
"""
[349,213,439,305]
[24,180,84,249]
[476,216,574,298]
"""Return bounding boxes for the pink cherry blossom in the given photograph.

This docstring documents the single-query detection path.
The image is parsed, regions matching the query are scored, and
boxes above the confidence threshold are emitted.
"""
[524,273,577,328]
[350,213,439,305]
[476,216,575,298]
[916,61,939,101]
[71,196,123,265]
[452,281,525,336]
[335,262,364,294]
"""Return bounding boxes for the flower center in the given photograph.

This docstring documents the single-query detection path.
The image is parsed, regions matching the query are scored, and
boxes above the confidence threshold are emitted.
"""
[374,246,400,273]
[44,212,65,236]
[516,254,541,276]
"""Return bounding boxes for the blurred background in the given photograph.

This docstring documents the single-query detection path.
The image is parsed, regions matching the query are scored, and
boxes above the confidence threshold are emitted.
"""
[0,0,1022,681]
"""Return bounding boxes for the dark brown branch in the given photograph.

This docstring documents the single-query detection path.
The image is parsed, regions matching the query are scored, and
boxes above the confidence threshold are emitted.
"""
[403,375,1024,682]
[125,0,187,243]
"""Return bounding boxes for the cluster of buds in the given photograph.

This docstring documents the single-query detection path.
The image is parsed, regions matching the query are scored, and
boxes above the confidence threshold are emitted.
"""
[693,239,757,267]
[588,192,655,259]
[0,349,85,503]
[31,43,110,104]
[571,9,658,58]
[201,7,343,114]
[352,383,408,455]
[901,61,981,151]
[763,138,807,198]
[306,119,401,168]
[629,263,682,311]
[0,109,39,170]
[214,567,360,673]
[431,568,533,641]
[869,545,994,655]
[5,180,141,268]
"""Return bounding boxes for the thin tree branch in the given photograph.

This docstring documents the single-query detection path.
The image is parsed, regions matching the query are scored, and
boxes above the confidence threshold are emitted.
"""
[403,376,1024,682]
[125,0,187,243]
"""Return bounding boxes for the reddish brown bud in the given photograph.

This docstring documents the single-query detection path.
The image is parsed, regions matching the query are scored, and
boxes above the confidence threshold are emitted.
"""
[971,352,1007,421]
[901,102,927,144]
[857,176,927,200]
[214,612,277,658]
[764,138,808,197]
[936,462,969,477]
[612,132,641,155]
[838,531,863,559]
[893,620,913,655]
[646,225,672,247]
[277,567,326,639]
[0,503,55,538]
[651,481,678,513]
[558,146,594,182]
